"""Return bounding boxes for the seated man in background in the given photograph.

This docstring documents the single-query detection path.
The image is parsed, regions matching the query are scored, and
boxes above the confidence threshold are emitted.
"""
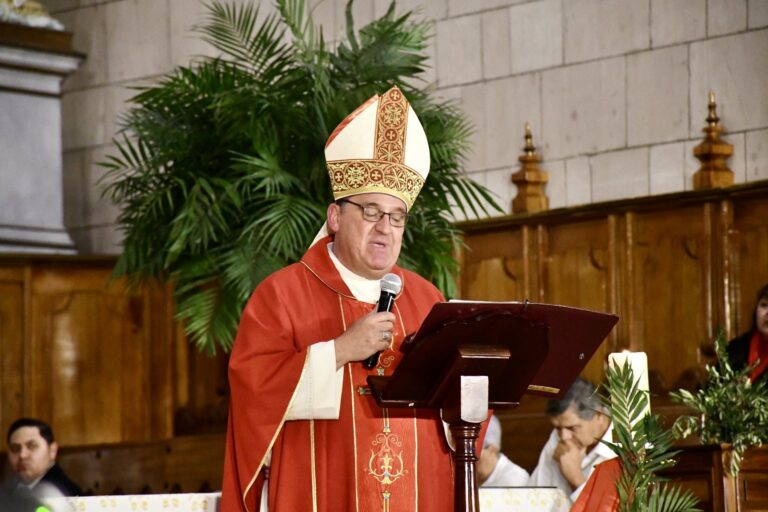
[4,418,82,499]
[528,377,614,503]
[478,415,529,487]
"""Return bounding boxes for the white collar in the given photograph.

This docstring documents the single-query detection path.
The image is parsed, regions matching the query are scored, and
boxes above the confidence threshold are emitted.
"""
[582,421,616,469]
[327,243,380,303]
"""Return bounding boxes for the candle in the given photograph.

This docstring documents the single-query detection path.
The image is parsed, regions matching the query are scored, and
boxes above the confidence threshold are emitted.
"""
[608,351,651,420]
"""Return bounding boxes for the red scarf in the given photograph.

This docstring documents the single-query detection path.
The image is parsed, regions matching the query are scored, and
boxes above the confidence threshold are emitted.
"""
[748,331,768,382]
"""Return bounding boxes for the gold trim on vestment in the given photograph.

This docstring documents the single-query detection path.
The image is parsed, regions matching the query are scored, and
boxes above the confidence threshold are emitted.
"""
[327,86,423,210]
[339,295,361,512]
[412,412,418,510]
[374,87,409,165]
[363,300,418,510]
[300,260,356,301]
[310,419,317,512]
[242,350,312,512]
[328,161,424,210]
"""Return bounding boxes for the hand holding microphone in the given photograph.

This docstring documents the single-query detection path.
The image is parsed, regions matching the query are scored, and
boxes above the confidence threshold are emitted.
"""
[363,273,402,369]
[333,273,402,369]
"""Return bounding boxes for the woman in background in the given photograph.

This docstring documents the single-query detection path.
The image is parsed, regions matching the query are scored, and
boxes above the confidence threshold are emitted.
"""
[727,283,768,384]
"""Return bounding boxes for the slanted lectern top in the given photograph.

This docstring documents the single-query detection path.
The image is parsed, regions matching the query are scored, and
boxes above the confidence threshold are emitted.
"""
[368,301,619,512]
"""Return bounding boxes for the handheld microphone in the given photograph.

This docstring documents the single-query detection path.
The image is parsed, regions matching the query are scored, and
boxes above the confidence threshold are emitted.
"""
[363,273,402,369]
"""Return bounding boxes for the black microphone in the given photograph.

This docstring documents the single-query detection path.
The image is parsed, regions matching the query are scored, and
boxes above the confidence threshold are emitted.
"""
[363,273,402,369]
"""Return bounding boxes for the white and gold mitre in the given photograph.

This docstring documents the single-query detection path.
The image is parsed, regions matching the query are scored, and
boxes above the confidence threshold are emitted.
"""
[324,86,430,210]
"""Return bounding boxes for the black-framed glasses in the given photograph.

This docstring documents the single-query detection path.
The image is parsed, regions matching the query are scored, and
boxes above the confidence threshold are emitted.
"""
[339,199,409,227]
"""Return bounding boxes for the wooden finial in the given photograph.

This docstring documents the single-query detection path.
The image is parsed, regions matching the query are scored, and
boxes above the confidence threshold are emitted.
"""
[523,123,535,156]
[706,91,719,127]
[511,123,549,214]
[692,91,733,190]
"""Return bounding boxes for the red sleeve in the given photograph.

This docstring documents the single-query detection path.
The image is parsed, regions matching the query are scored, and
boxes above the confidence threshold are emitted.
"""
[221,272,309,512]
[569,459,621,512]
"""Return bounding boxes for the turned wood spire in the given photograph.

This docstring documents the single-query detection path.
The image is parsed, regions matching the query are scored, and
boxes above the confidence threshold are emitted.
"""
[511,123,549,214]
[692,91,734,190]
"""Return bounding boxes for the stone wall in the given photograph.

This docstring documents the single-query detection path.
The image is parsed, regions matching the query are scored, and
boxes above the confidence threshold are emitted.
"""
[46,0,768,252]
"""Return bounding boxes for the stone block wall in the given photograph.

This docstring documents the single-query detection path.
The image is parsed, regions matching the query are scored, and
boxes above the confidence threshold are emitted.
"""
[46,0,768,252]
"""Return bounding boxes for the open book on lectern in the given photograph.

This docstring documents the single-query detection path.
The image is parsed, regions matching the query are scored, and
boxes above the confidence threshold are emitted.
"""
[367,300,618,409]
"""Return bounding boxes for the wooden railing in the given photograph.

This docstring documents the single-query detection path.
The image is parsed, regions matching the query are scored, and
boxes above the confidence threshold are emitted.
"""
[660,445,768,512]
[0,434,225,495]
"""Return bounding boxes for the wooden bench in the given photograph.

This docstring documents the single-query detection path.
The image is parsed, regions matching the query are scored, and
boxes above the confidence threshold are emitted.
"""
[660,444,768,512]
[1,434,225,495]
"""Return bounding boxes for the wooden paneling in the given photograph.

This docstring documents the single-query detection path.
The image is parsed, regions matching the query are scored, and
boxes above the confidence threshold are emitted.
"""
[660,445,768,512]
[629,205,711,390]
[544,217,617,382]
[0,434,225,495]
[0,273,24,439]
[25,266,174,444]
[461,181,768,395]
[460,181,768,482]
[732,195,768,335]
[740,447,768,510]
[0,257,226,450]
[659,445,731,512]
[463,229,529,301]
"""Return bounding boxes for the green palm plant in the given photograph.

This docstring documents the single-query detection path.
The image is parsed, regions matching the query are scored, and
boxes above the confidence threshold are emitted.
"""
[670,330,768,477]
[101,0,499,353]
[602,361,700,511]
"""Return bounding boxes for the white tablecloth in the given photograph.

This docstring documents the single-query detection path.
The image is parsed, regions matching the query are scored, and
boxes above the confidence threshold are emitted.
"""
[47,488,568,511]
[46,493,220,511]
[480,487,570,512]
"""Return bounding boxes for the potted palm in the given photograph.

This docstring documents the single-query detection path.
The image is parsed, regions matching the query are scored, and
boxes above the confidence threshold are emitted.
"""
[601,361,700,511]
[102,0,499,353]
[670,331,768,477]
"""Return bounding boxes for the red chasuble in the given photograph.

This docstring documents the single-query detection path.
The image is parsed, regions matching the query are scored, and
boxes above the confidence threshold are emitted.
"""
[569,459,621,512]
[221,236,453,512]
[748,331,768,382]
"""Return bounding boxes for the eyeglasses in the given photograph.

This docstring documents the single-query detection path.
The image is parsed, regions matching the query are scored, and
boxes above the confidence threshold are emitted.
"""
[340,199,409,227]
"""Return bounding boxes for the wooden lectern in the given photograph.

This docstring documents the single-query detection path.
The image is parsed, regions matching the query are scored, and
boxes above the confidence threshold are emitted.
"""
[368,301,618,512]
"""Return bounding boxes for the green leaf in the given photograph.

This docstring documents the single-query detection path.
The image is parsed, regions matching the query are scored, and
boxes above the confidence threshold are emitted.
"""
[101,0,498,353]
[602,361,702,511]
[670,329,768,477]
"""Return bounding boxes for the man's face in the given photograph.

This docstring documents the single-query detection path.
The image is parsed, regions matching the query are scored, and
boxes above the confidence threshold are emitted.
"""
[7,426,57,484]
[328,193,406,280]
[756,295,768,339]
[550,407,606,450]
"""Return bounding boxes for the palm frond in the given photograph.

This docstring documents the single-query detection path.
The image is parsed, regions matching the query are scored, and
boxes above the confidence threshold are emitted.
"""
[603,361,701,511]
[102,0,499,352]
[671,330,768,476]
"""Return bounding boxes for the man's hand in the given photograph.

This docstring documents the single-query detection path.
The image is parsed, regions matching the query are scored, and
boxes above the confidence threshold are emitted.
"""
[477,445,500,485]
[553,439,587,490]
[334,310,395,368]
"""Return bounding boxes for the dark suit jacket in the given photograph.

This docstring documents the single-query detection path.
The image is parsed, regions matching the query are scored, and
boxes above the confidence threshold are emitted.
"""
[0,462,82,512]
[39,462,82,496]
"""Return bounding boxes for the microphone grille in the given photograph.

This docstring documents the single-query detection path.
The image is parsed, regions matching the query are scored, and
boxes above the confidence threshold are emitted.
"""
[380,273,402,295]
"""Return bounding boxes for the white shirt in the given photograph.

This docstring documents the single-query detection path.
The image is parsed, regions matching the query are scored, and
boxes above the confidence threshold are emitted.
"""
[527,423,616,503]
[481,453,530,488]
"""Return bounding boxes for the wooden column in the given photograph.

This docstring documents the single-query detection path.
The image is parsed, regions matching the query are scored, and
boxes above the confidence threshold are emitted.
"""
[448,421,481,512]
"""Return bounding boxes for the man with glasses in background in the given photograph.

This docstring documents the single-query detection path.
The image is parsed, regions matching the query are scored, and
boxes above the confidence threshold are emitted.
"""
[222,86,459,512]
